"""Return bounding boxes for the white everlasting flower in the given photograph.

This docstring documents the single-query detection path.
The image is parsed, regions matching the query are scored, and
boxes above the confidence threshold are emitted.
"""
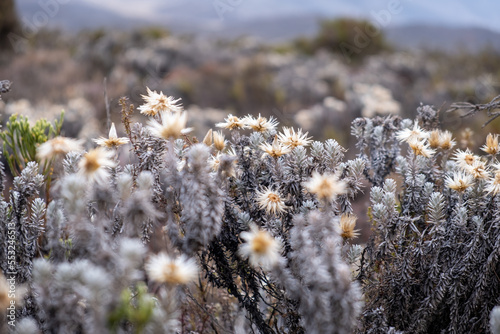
[145,253,198,285]
[438,130,456,150]
[481,133,500,155]
[486,170,500,195]
[138,87,183,116]
[260,136,292,158]
[396,123,429,143]
[278,127,313,148]
[93,123,129,148]
[465,160,489,179]
[147,111,192,140]
[339,213,360,240]
[36,136,83,162]
[78,147,117,184]
[255,187,287,215]
[304,171,347,201]
[216,114,247,130]
[453,149,479,169]
[212,130,227,151]
[408,139,436,158]
[243,114,278,133]
[239,224,282,270]
[445,172,474,193]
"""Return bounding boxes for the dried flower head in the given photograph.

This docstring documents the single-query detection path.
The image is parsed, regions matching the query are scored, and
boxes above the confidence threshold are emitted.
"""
[260,136,292,158]
[256,187,287,215]
[278,127,313,148]
[93,123,130,148]
[36,136,83,162]
[244,114,278,133]
[408,139,436,158]
[396,122,429,143]
[481,133,500,155]
[486,169,500,195]
[445,171,474,193]
[145,253,198,285]
[138,87,183,116]
[304,171,347,201]
[428,130,441,149]
[453,149,478,169]
[439,130,456,150]
[339,213,360,240]
[78,147,117,183]
[213,130,226,151]
[239,224,282,270]
[466,160,488,179]
[202,128,213,146]
[216,114,247,130]
[147,111,192,140]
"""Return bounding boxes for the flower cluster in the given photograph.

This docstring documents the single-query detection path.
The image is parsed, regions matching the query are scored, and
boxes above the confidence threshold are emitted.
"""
[5,86,500,334]
[0,89,364,334]
[354,101,500,334]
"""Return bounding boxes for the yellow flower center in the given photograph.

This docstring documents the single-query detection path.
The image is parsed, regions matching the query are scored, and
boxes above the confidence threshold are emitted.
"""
[82,152,101,172]
[465,155,475,165]
[251,231,273,255]
[267,193,280,203]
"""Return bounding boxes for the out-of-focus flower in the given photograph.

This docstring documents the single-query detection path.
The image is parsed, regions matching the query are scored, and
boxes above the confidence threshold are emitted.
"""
[445,172,474,193]
[0,273,11,310]
[244,114,278,133]
[202,129,213,146]
[203,129,227,151]
[0,273,26,310]
[260,136,292,158]
[460,128,475,149]
[408,139,436,158]
[239,224,282,270]
[339,213,360,240]
[145,253,198,285]
[36,136,83,162]
[304,171,347,201]
[138,87,183,116]
[256,187,287,215]
[93,123,129,148]
[278,127,313,148]
[481,133,500,155]
[78,147,117,184]
[208,152,222,171]
[147,112,192,140]
[396,123,429,143]
[216,114,247,130]
[428,130,441,149]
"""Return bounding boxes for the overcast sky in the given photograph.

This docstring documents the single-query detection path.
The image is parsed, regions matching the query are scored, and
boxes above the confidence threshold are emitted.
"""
[74,0,500,32]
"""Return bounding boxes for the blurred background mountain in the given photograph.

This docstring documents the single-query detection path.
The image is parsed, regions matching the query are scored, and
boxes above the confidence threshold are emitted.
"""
[1,0,500,147]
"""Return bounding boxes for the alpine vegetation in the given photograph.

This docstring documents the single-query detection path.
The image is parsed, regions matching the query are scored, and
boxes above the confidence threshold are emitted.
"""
[2,84,500,333]
[355,100,500,334]
[0,88,364,333]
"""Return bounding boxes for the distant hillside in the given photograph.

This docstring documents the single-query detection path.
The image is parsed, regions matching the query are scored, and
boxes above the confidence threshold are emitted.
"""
[384,25,500,52]
[14,0,500,52]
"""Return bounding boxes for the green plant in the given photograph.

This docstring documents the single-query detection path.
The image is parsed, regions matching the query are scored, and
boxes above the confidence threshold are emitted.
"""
[0,111,64,177]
